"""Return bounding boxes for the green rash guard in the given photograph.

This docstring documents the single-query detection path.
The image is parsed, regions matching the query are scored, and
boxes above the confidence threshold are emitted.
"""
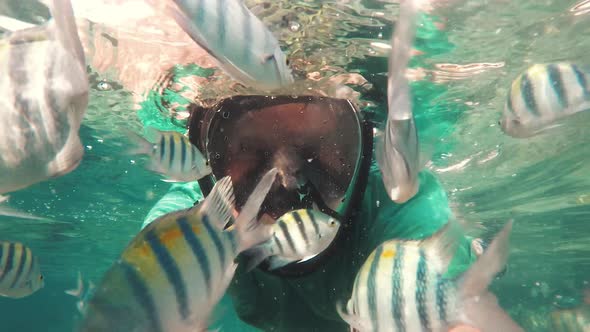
[141,162,478,332]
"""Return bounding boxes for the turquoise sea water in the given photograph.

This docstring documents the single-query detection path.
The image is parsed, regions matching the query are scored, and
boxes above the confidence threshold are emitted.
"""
[0,0,589,331]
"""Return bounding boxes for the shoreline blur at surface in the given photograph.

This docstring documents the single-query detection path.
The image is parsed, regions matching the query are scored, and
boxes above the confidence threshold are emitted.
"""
[0,0,588,331]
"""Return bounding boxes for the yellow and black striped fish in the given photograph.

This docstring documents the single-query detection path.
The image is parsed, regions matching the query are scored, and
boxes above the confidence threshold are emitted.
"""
[500,63,590,138]
[0,0,88,196]
[0,242,44,299]
[79,168,278,332]
[338,221,523,332]
[242,208,340,271]
[128,128,212,183]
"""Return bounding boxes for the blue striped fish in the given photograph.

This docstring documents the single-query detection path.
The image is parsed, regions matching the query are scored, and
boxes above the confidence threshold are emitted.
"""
[164,0,294,91]
[242,208,340,271]
[128,128,212,182]
[375,0,421,204]
[0,0,87,196]
[500,63,590,138]
[78,168,278,332]
[338,221,523,332]
[0,241,44,299]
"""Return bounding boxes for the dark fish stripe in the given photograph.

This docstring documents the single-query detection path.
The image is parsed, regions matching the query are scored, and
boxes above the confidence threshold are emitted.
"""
[202,214,226,266]
[367,245,383,332]
[177,216,211,291]
[307,210,321,236]
[279,221,296,253]
[0,243,15,283]
[217,0,226,47]
[8,43,46,150]
[22,248,33,285]
[547,64,568,109]
[169,135,176,168]
[43,47,69,145]
[435,274,447,323]
[120,262,163,332]
[191,146,197,167]
[10,245,26,288]
[145,229,189,320]
[241,3,252,63]
[572,64,590,98]
[180,137,187,171]
[521,73,540,116]
[416,249,431,332]
[506,91,515,115]
[392,244,405,332]
[292,211,309,248]
[159,135,166,162]
[273,233,284,254]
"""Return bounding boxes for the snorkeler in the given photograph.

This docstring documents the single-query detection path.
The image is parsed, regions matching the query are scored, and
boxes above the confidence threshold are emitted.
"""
[139,95,488,331]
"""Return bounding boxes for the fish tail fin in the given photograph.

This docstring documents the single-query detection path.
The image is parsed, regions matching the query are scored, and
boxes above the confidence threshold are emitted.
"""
[234,168,278,252]
[240,243,272,272]
[46,0,85,67]
[456,220,523,332]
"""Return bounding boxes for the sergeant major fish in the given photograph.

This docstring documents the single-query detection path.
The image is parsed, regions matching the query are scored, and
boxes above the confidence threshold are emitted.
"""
[128,128,212,182]
[78,168,278,332]
[0,0,88,196]
[375,0,421,204]
[163,0,294,91]
[0,241,44,299]
[500,63,590,138]
[242,208,341,271]
[338,220,523,332]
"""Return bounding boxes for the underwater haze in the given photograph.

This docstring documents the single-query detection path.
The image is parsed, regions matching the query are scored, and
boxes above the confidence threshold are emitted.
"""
[0,0,589,331]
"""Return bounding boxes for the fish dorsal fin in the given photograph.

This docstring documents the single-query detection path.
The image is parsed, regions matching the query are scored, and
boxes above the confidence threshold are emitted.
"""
[419,220,463,273]
[201,176,236,231]
[46,0,86,69]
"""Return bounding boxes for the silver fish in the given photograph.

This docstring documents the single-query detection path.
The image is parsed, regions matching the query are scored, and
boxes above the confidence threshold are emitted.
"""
[128,128,212,182]
[164,0,294,91]
[500,63,590,138]
[0,241,44,299]
[375,0,420,204]
[0,0,88,195]
[242,208,340,271]
[338,221,523,332]
[78,168,278,332]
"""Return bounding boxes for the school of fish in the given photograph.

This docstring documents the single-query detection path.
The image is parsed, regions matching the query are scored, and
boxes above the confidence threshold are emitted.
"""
[0,0,586,331]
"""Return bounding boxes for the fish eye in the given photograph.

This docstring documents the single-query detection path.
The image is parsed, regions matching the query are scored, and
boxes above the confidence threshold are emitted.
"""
[96,80,112,91]
[329,219,337,226]
[39,275,44,281]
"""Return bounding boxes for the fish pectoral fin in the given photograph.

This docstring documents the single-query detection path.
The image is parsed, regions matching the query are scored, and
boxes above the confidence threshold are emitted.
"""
[336,300,370,331]
[201,176,237,231]
[64,270,84,298]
